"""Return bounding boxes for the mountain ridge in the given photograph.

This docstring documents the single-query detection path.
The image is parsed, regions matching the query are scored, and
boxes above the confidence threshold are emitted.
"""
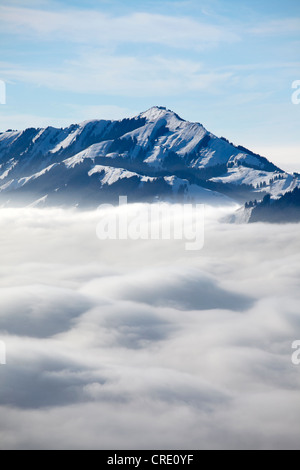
[0,106,298,208]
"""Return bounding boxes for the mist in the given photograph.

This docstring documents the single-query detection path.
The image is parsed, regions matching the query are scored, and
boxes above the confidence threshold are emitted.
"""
[0,205,299,449]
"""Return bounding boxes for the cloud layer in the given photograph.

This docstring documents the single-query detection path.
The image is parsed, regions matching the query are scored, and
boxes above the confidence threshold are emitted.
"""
[0,206,299,449]
[0,6,238,48]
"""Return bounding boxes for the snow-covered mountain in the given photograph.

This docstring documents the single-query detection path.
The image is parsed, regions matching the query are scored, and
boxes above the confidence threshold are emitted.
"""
[0,106,298,208]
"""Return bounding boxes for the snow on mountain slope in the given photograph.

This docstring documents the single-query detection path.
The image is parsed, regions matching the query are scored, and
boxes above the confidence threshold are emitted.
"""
[88,165,147,185]
[86,164,231,202]
[211,167,300,198]
[18,163,59,188]
[0,106,296,208]
[0,131,20,149]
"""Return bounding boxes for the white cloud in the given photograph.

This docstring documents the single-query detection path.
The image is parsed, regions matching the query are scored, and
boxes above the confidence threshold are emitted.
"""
[1,53,232,97]
[0,206,300,449]
[0,55,233,97]
[250,18,300,35]
[0,5,239,49]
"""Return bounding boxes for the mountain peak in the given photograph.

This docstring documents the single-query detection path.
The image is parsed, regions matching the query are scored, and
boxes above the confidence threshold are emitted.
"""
[139,106,182,122]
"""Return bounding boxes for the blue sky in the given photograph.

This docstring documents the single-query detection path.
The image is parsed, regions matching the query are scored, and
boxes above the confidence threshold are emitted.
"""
[0,0,299,171]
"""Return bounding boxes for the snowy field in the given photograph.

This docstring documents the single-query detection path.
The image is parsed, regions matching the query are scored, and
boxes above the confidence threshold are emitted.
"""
[0,205,299,450]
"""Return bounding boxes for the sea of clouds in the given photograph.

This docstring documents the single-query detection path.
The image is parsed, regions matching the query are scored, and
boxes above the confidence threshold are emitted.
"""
[0,204,299,450]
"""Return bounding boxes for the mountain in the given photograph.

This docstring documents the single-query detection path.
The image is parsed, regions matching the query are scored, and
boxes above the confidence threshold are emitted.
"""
[245,187,300,223]
[0,106,298,208]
